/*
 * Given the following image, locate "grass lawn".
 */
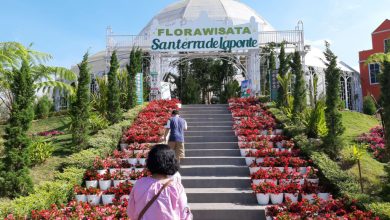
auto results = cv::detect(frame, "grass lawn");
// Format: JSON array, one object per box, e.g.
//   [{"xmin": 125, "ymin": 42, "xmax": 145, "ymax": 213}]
[{"xmin": 340, "ymin": 111, "xmax": 386, "ymax": 195}]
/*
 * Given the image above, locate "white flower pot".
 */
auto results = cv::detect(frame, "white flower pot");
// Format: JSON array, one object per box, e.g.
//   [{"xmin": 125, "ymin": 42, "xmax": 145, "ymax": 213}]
[
  {"xmin": 270, "ymin": 193, "xmax": 284, "ymax": 204},
  {"xmin": 307, "ymin": 178, "xmax": 320, "ymax": 184},
  {"xmin": 261, "ymin": 130, "xmax": 268, "ymax": 135},
  {"xmin": 121, "ymin": 168, "xmax": 132, "ymax": 174},
  {"xmin": 298, "ymin": 167, "xmax": 307, "ymax": 174},
  {"xmin": 284, "ymin": 193, "xmax": 299, "ymax": 203},
  {"xmin": 256, "ymin": 157, "xmax": 264, "ymax": 163},
  {"xmin": 134, "ymin": 150, "xmax": 143, "ymax": 155},
  {"xmin": 275, "ymin": 129, "xmax": 283, "ymax": 135},
  {"xmin": 87, "ymin": 194, "xmax": 101, "ymax": 205},
  {"xmin": 102, "ymin": 194, "xmax": 116, "ymax": 205},
  {"xmin": 86, "ymin": 180, "xmax": 98, "ymax": 188},
  {"xmin": 252, "ymin": 179, "xmax": 265, "ymax": 185},
  {"xmin": 302, "ymin": 194, "xmax": 316, "ymax": 204},
  {"xmin": 294, "ymin": 179, "xmax": 305, "ymax": 185},
  {"xmin": 114, "ymin": 179, "xmax": 126, "ymax": 187},
  {"xmin": 99, "ymin": 180, "xmax": 112, "ymax": 191},
  {"xmin": 120, "ymin": 143, "xmax": 128, "ymax": 151},
  {"xmin": 318, "ymin": 193, "xmax": 330, "ymax": 201},
  {"xmin": 135, "ymin": 168, "xmax": 144, "ymax": 173},
  {"xmin": 138, "ymin": 158, "xmax": 147, "ymax": 166},
  {"xmin": 128, "ymin": 158, "xmax": 138, "ymax": 165},
  {"xmin": 285, "ymin": 167, "xmax": 294, "ymax": 173},
  {"xmin": 109, "ymin": 168, "xmax": 119, "ymax": 174},
  {"xmin": 260, "ymin": 167, "xmax": 271, "ymax": 171},
  {"xmin": 276, "ymin": 142, "xmax": 283, "ymax": 148},
  {"xmin": 129, "ymin": 180, "xmax": 137, "ymax": 185},
  {"xmin": 256, "ymin": 193, "xmax": 270, "ymax": 205},
  {"xmin": 249, "ymin": 167, "xmax": 260, "ymax": 175},
  {"xmin": 120, "ymin": 195, "xmax": 130, "ymax": 202},
  {"xmin": 240, "ymin": 149, "xmax": 250, "ymax": 157},
  {"xmin": 75, "ymin": 194, "xmax": 87, "ymax": 203},
  {"xmin": 245, "ymin": 157, "xmax": 256, "ymax": 166},
  {"xmin": 266, "ymin": 216, "xmax": 273, "ymax": 220},
  {"xmin": 97, "ymin": 169, "xmax": 107, "ymax": 175}
]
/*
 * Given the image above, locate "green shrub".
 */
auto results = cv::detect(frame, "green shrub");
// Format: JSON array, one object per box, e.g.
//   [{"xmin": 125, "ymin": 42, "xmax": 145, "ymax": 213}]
[
  {"xmin": 368, "ymin": 202, "xmax": 390, "ymax": 220},
  {"xmin": 28, "ymin": 138, "xmax": 54, "ymax": 166},
  {"xmin": 363, "ymin": 96, "xmax": 377, "ymax": 115},
  {"xmin": 89, "ymin": 112, "xmax": 109, "ymax": 133},
  {"xmin": 35, "ymin": 96, "xmax": 52, "ymax": 119},
  {"xmin": 0, "ymin": 104, "xmax": 147, "ymax": 218}
]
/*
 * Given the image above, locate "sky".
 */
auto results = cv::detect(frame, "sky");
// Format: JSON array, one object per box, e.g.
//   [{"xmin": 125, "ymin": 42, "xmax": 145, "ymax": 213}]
[{"xmin": 1, "ymin": 0, "xmax": 389, "ymax": 70}]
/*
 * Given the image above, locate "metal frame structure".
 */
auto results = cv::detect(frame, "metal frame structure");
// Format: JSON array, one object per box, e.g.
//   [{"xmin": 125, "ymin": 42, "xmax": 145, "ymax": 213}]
[{"xmin": 105, "ymin": 22, "xmax": 305, "ymax": 99}]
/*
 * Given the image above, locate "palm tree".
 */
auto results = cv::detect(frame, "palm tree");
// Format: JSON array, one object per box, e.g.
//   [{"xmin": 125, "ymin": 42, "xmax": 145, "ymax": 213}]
[{"xmin": 0, "ymin": 42, "xmax": 76, "ymax": 113}]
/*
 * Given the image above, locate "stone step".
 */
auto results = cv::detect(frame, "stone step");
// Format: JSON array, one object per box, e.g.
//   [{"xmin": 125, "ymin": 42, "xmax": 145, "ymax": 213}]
[
  {"xmin": 187, "ymin": 121, "xmax": 233, "ymax": 127},
  {"xmin": 186, "ymin": 136, "xmax": 237, "ymax": 143},
  {"xmin": 185, "ymin": 130, "xmax": 235, "ymax": 137},
  {"xmin": 181, "ymin": 110, "xmax": 230, "ymax": 114},
  {"xmin": 185, "ymin": 149, "xmax": 240, "ymax": 157},
  {"xmin": 180, "ymin": 165, "xmax": 249, "ymax": 176},
  {"xmin": 187, "ymin": 126, "xmax": 232, "ymax": 132},
  {"xmin": 182, "ymin": 104, "xmax": 228, "ymax": 108},
  {"xmin": 189, "ymin": 203, "xmax": 266, "ymax": 220},
  {"xmin": 182, "ymin": 176, "xmax": 252, "ymax": 188},
  {"xmin": 186, "ymin": 188, "xmax": 257, "ymax": 204},
  {"xmin": 181, "ymin": 157, "xmax": 245, "ymax": 166},
  {"xmin": 186, "ymin": 118, "xmax": 232, "ymax": 123},
  {"xmin": 185, "ymin": 142, "xmax": 238, "ymax": 150}
]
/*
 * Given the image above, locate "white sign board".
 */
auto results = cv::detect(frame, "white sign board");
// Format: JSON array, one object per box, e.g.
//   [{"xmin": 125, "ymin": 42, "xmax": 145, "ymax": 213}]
[
  {"xmin": 151, "ymin": 12, "xmax": 259, "ymax": 52},
  {"xmin": 160, "ymin": 82, "xmax": 171, "ymax": 100}
]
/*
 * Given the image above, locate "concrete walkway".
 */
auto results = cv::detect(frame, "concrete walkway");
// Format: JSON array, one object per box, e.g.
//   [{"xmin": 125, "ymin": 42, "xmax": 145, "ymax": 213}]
[{"xmin": 180, "ymin": 104, "xmax": 266, "ymax": 220}]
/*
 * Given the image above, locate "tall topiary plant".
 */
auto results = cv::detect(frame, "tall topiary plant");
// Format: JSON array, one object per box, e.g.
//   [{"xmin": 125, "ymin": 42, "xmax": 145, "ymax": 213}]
[
  {"xmin": 0, "ymin": 58, "xmax": 34, "ymax": 198},
  {"xmin": 70, "ymin": 53, "xmax": 91, "ymax": 151},
  {"xmin": 381, "ymin": 60, "xmax": 390, "ymax": 157},
  {"xmin": 107, "ymin": 51, "xmax": 122, "ymax": 124},
  {"xmin": 323, "ymin": 42, "xmax": 345, "ymax": 157},
  {"xmin": 277, "ymin": 43, "xmax": 290, "ymax": 107},
  {"xmin": 291, "ymin": 51, "xmax": 307, "ymax": 122},
  {"xmin": 126, "ymin": 48, "xmax": 142, "ymax": 109}
]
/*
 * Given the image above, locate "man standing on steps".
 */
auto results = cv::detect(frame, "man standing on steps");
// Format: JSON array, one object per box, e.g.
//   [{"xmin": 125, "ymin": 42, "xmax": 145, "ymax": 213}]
[{"xmin": 165, "ymin": 110, "xmax": 187, "ymax": 161}]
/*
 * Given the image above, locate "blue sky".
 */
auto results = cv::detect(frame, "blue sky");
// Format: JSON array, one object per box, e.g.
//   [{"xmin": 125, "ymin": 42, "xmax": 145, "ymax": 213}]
[{"xmin": 1, "ymin": 0, "xmax": 389, "ymax": 70}]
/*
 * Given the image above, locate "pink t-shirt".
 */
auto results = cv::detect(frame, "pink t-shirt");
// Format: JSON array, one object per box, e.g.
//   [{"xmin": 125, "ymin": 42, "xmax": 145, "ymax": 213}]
[{"xmin": 127, "ymin": 176, "xmax": 189, "ymax": 220}]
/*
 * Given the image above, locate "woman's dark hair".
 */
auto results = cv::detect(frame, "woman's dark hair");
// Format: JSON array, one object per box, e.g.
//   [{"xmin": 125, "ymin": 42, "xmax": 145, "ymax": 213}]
[{"xmin": 147, "ymin": 144, "xmax": 179, "ymax": 175}]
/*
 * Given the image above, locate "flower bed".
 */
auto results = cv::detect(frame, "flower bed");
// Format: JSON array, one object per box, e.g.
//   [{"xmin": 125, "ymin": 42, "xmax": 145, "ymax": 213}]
[
  {"xmin": 14, "ymin": 100, "xmax": 181, "ymax": 218},
  {"xmin": 357, "ymin": 126, "xmax": 386, "ymax": 161},
  {"xmin": 229, "ymin": 97, "xmax": 377, "ymax": 219}
]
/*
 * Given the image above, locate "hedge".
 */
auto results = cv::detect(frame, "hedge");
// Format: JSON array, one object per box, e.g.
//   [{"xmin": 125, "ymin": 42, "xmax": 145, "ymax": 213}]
[
  {"xmin": 267, "ymin": 105, "xmax": 390, "ymax": 219},
  {"xmin": 0, "ymin": 104, "xmax": 146, "ymax": 218}
]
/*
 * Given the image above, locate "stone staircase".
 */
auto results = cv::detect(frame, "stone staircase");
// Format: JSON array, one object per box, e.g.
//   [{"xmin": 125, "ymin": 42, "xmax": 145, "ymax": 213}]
[{"xmin": 180, "ymin": 104, "xmax": 266, "ymax": 220}]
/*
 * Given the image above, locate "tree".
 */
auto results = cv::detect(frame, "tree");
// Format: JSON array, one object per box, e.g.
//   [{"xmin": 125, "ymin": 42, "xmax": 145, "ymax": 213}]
[
  {"xmin": 0, "ymin": 42, "xmax": 77, "ymax": 115},
  {"xmin": 291, "ymin": 51, "xmax": 307, "ymax": 122},
  {"xmin": 126, "ymin": 48, "xmax": 142, "ymax": 109},
  {"xmin": 277, "ymin": 43, "xmax": 290, "ymax": 107},
  {"xmin": 366, "ymin": 52, "xmax": 390, "ymax": 158},
  {"xmin": 107, "ymin": 51, "xmax": 122, "ymax": 124},
  {"xmin": 70, "ymin": 53, "xmax": 91, "ymax": 151},
  {"xmin": 362, "ymin": 96, "xmax": 377, "ymax": 115},
  {"xmin": 0, "ymin": 58, "xmax": 34, "ymax": 197},
  {"xmin": 323, "ymin": 42, "xmax": 345, "ymax": 157}
]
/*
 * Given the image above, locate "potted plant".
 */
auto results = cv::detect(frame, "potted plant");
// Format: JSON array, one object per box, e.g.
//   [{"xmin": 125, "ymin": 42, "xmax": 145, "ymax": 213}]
[
  {"xmin": 93, "ymin": 157, "xmax": 108, "ymax": 175},
  {"xmin": 270, "ymin": 184, "xmax": 284, "ymax": 205},
  {"xmin": 318, "ymin": 186, "xmax": 330, "ymax": 201},
  {"xmin": 252, "ymin": 182, "xmax": 275, "ymax": 205},
  {"xmin": 245, "ymin": 156, "xmax": 256, "ymax": 166},
  {"xmin": 116, "ymin": 181, "xmax": 133, "ymax": 201},
  {"xmin": 84, "ymin": 169, "xmax": 99, "ymax": 188},
  {"xmin": 305, "ymin": 167, "xmax": 319, "ymax": 184},
  {"xmin": 74, "ymin": 185, "xmax": 87, "ymax": 203},
  {"xmin": 137, "ymin": 152, "xmax": 147, "ymax": 166},
  {"xmin": 302, "ymin": 182, "xmax": 318, "ymax": 203},
  {"xmin": 86, "ymin": 187, "xmax": 101, "ymax": 206},
  {"xmin": 119, "ymin": 160, "xmax": 133, "ymax": 173},
  {"xmin": 127, "ymin": 152, "xmax": 138, "ymax": 165},
  {"xmin": 134, "ymin": 163, "xmax": 145, "ymax": 173},
  {"xmin": 102, "ymin": 187, "xmax": 116, "ymax": 205},
  {"xmin": 283, "ymin": 182, "xmax": 301, "ymax": 203},
  {"xmin": 108, "ymin": 158, "xmax": 120, "ymax": 174},
  {"xmin": 98, "ymin": 172, "xmax": 112, "ymax": 191},
  {"xmin": 113, "ymin": 170, "xmax": 127, "ymax": 187}
]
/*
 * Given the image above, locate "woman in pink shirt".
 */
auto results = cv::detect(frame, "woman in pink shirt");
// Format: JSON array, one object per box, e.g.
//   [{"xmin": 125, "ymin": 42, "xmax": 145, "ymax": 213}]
[{"xmin": 127, "ymin": 144, "xmax": 192, "ymax": 220}]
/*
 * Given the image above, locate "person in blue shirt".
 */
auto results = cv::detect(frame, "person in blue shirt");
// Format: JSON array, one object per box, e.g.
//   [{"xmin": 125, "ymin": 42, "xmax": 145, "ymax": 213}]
[{"xmin": 164, "ymin": 110, "xmax": 188, "ymax": 161}]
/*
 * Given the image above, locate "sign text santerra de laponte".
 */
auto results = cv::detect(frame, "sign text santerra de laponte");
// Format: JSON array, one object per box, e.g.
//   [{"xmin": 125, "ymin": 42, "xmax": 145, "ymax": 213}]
[{"xmin": 150, "ymin": 15, "xmax": 259, "ymax": 52}]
